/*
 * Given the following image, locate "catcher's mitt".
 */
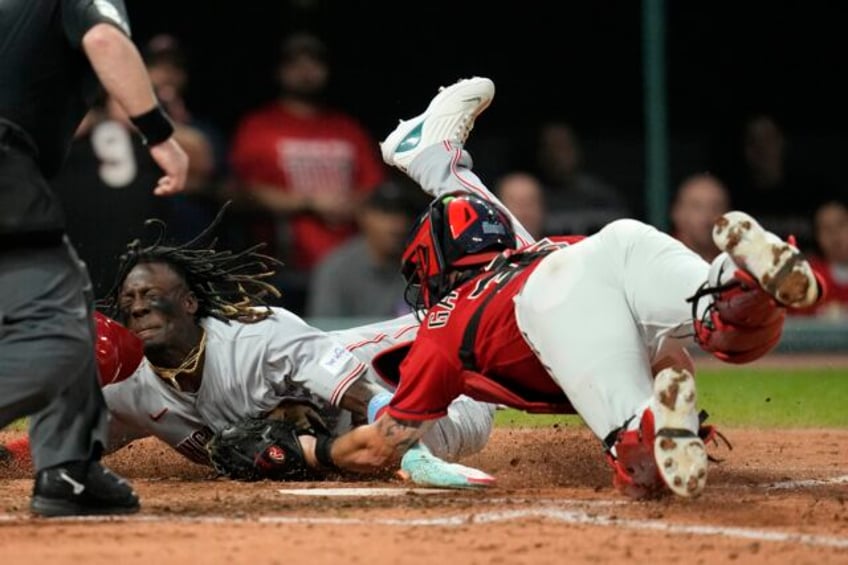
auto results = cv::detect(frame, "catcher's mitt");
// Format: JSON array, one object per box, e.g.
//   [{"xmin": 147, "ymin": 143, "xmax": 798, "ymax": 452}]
[{"xmin": 207, "ymin": 398, "xmax": 332, "ymax": 482}]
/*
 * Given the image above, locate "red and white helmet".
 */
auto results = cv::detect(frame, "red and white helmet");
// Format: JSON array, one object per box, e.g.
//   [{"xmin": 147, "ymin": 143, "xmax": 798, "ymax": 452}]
[{"xmin": 401, "ymin": 192, "xmax": 516, "ymax": 310}]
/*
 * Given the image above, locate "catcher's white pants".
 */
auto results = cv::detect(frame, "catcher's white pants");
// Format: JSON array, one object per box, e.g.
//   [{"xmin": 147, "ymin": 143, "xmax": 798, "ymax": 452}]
[{"xmin": 513, "ymin": 219, "xmax": 710, "ymax": 439}]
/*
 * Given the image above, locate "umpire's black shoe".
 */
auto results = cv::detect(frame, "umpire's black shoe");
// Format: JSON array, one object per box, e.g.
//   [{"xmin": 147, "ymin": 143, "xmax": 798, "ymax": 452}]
[{"xmin": 30, "ymin": 461, "xmax": 140, "ymax": 517}]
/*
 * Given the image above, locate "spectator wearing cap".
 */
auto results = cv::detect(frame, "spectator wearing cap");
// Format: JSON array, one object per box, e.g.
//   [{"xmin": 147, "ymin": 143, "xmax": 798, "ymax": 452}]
[
  {"xmin": 230, "ymin": 31, "xmax": 386, "ymax": 279},
  {"xmin": 306, "ymin": 181, "xmax": 422, "ymax": 319}
]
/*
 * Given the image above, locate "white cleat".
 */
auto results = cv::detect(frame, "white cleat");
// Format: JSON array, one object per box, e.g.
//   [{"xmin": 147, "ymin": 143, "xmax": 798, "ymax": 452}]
[
  {"xmin": 713, "ymin": 211, "xmax": 819, "ymax": 308},
  {"xmin": 379, "ymin": 76, "xmax": 495, "ymax": 172},
  {"xmin": 652, "ymin": 367, "xmax": 708, "ymax": 498}
]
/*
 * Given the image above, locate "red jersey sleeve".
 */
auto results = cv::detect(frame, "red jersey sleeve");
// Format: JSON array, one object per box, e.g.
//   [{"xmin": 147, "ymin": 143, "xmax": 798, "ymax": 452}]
[{"xmin": 387, "ymin": 335, "xmax": 465, "ymax": 421}]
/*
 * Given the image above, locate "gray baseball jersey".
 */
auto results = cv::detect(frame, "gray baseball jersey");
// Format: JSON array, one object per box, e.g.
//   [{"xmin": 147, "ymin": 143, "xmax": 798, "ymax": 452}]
[{"xmin": 103, "ymin": 308, "xmax": 493, "ymax": 465}]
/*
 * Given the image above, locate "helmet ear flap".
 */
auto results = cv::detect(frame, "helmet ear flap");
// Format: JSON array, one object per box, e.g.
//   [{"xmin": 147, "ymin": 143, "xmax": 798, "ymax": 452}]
[
  {"xmin": 400, "ymin": 212, "xmax": 440, "ymax": 312},
  {"xmin": 411, "ymin": 244, "xmax": 432, "ymax": 310},
  {"xmin": 429, "ymin": 198, "xmax": 449, "ymax": 273},
  {"xmin": 401, "ymin": 199, "xmax": 449, "ymax": 279}
]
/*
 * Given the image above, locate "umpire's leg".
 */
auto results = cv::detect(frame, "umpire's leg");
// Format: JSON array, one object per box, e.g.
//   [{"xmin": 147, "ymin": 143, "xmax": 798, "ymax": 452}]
[{"xmin": 0, "ymin": 238, "xmax": 108, "ymax": 471}]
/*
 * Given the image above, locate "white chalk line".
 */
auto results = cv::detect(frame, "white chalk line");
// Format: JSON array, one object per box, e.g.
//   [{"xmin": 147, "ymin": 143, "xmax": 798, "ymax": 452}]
[
  {"xmin": 288, "ymin": 475, "xmax": 848, "ymax": 497},
  {"xmin": 1, "ymin": 501, "xmax": 846, "ymax": 550},
  {"xmin": 278, "ymin": 487, "xmax": 454, "ymax": 497},
  {"xmin": 708, "ymin": 474, "xmax": 848, "ymax": 491},
  {"xmin": 764, "ymin": 474, "xmax": 848, "ymax": 490}
]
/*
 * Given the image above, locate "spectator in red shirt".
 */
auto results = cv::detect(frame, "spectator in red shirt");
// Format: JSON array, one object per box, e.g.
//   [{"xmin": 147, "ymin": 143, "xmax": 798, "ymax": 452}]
[
  {"xmin": 229, "ymin": 31, "xmax": 386, "ymax": 276},
  {"xmin": 793, "ymin": 199, "xmax": 848, "ymax": 319}
]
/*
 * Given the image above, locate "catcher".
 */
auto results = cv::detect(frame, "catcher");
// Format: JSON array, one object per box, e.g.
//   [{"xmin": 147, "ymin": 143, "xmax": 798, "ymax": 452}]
[{"xmin": 280, "ymin": 76, "xmax": 825, "ymax": 498}]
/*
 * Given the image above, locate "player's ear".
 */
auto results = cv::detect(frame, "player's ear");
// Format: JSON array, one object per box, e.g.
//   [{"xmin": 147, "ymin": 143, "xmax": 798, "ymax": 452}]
[{"xmin": 184, "ymin": 290, "xmax": 198, "ymax": 315}]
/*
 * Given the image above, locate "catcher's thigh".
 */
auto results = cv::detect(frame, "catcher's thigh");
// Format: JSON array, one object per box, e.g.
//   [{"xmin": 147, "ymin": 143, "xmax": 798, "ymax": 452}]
[{"xmin": 514, "ymin": 219, "xmax": 709, "ymax": 440}]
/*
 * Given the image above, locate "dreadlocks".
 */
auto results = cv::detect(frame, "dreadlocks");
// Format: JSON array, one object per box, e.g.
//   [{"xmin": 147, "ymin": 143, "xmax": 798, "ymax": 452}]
[{"xmin": 101, "ymin": 201, "xmax": 283, "ymax": 323}]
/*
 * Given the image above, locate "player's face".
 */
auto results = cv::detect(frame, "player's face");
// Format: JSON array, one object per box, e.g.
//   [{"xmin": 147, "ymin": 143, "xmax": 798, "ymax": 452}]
[{"xmin": 118, "ymin": 262, "xmax": 198, "ymax": 356}]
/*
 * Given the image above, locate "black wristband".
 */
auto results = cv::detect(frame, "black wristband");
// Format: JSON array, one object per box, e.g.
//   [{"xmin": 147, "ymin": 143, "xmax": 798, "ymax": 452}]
[
  {"xmin": 130, "ymin": 104, "xmax": 175, "ymax": 146},
  {"xmin": 315, "ymin": 434, "xmax": 338, "ymax": 470}
]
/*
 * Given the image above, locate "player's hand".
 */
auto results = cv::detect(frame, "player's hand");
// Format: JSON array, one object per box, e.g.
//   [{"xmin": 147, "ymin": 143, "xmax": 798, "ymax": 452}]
[{"xmin": 149, "ymin": 138, "xmax": 189, "ymax": 196}]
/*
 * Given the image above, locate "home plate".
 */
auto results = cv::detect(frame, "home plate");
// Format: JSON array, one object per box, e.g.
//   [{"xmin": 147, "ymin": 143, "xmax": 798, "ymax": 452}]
[{"xmin": 278, "ymin": 487, "xmax": 453, "ymax": 497}]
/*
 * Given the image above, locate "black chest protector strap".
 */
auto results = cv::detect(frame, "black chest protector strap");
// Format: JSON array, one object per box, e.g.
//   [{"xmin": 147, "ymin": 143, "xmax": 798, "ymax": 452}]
[{"xmin": 458, "ymin": 245, "xmax": 563, "ymax": 372}]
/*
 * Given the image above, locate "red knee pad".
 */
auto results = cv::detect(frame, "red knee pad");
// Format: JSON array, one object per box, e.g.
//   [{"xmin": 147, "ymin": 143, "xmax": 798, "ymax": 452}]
[
  {"xmin": 694, "ymin": 271, "xmax": 785, "ymax": 364},
  {"xmin": 94, "ymin": 312, "xmax": 144, "ymax": 386}
]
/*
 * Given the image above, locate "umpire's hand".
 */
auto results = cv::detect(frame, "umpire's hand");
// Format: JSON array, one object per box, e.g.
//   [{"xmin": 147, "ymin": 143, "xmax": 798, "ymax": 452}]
[{"xmin": 149, "ymin": 137, "xmax": 189, "ymax": 195}]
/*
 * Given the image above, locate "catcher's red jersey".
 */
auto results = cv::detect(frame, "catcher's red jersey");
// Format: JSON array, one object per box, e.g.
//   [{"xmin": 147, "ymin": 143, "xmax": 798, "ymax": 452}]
[{"xmin": 387, "ymin": 237, "xmax": 585, "ymax": 421}]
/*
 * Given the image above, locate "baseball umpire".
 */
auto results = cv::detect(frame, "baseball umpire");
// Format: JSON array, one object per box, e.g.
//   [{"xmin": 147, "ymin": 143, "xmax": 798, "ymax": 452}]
[{"xmin": 0, "ymin": 0, "xmax": 188, "ymax": 516}]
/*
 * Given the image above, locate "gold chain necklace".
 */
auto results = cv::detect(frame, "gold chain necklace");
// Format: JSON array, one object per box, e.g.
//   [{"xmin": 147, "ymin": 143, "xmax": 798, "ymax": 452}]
[{"xmin": 150, "ymin": 329, "xmax": 207, "ymax": 392}]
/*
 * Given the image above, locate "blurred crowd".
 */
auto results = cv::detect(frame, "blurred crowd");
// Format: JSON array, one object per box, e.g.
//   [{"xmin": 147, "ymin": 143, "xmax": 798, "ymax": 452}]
[{"xmin": 53, "ymin": 32, "xmax": 848, "ymax": 321}]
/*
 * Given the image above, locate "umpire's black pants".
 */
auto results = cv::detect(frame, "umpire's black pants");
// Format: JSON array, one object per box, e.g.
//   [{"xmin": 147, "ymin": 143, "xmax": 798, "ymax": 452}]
[{"xmin": 0, "ymin": 138, "xmax": 108, "ymax": 472}]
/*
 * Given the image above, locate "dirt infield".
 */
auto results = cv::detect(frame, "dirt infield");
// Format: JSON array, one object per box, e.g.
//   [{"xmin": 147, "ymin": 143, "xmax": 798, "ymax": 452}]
[{"xmin": 1, "ymin": 425, "xmax": 846, "ymax": 565}]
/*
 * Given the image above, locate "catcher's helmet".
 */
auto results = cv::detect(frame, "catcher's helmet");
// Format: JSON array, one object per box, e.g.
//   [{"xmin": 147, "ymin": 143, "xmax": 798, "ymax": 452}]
[{"xmin": 401, "ymin": 193, "xmax": 516, "ymax": 311}]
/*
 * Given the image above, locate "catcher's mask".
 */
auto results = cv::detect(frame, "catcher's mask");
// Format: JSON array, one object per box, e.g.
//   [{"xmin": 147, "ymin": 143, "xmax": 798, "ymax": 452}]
[{"xmin": 401, "ymin": 193, "xmax": 516, "ymax": 312}]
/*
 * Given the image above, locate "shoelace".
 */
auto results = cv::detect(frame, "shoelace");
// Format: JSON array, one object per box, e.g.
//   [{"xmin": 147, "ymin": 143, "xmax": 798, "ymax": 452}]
[{"xmin": 697, "ymin": 410, "xmax": 733, "ymax": 463}]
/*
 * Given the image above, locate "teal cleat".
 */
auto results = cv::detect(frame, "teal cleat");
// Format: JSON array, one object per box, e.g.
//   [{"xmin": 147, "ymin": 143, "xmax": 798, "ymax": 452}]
[{"xmin": 399, "ymin": 443, "xmax": 495, "ymax": 489}]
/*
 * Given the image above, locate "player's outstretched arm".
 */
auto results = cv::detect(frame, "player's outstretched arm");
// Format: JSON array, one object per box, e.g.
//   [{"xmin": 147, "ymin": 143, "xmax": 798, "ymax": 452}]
[
  {"xmin": 303, "ymin": 414, "xmax": 495, "ymax": 488},
  {"xmin": 317, "ymin": 414, "xmax": 429, "ymax": 474}
]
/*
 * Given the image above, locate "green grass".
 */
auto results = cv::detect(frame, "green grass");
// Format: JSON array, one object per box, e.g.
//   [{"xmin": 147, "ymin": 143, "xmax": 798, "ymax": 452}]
[
  {"xmin": 696, "ymin": 367, "xmax": 847, "ymax": 427},
  {"xmin": 495, "ymin": 367, "xmax": 848, "ymax": 429},
  {"xmin": 7, "ymin": 419, "xmax": 27, "ymax": 431}
]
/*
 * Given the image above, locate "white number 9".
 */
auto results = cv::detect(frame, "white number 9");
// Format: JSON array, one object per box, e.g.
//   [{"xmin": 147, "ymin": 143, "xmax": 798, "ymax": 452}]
[{"xmin": 90, "ymin": 120, "xmax": 137, "ymax": 188}]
